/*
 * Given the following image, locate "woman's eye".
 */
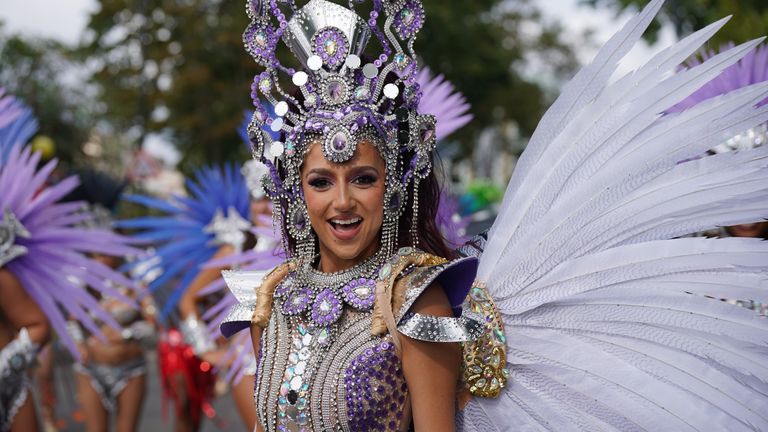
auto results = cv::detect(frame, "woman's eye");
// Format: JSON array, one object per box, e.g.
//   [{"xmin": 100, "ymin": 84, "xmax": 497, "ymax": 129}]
[
  {"xmin": 308, "ymin": 178, "xmax": 331, "ymax": 188},
  {"xmin": 353, "ymin": 175, "xmax": 377, "ymax": 185}
]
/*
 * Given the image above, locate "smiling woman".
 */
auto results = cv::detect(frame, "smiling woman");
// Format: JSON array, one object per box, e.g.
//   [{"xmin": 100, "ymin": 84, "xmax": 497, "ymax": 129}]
[
  {"xmin": 218, "ymin": 1, "xmax": 484, "ymax": 430},
  {"xmin": 221, "ymin": 0, "xmax": 768, "ymax": 431}
]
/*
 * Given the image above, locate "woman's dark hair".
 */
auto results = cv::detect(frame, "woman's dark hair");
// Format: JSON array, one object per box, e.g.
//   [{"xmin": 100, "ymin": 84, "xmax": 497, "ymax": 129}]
[{"xmin": 398, "ymin": 153, "xmax": 457, "ymax": 259}]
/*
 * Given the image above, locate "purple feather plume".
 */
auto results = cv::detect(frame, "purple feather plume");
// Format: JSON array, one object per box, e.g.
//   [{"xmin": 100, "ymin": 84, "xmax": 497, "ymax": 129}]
[
  {"xmin": 0, "ymin": 144, "xmax": 142, "ymax": 357},
  {"xmin": 669, "ymin": 43, "xmax": 768, "ymax": 113},
  {"xmin": 416, "ymin": 67, "xmax": 473, "ymax": 140}
]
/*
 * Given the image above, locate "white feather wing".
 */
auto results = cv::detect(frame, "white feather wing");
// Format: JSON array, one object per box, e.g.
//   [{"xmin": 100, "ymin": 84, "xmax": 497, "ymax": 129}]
[{"xmin": 465, "ymin": 0, "xmax": 768, "ymax": 429}]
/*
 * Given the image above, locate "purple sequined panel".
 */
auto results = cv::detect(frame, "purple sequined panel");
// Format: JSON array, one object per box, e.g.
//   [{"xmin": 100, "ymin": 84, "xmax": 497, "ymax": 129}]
[{"xmin": 344, "ymin": 341, "xmax": 407, "ymax": 431}]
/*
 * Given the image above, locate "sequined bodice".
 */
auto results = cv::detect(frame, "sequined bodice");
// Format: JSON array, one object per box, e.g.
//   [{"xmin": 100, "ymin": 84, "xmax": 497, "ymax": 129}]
[
  {"xmin": 220, "ymin": 252, "xmax": 482, "ymax": 432},
  {"xmin": 255, "ymin": 276, "xmax": 409, "ymax": 432}
]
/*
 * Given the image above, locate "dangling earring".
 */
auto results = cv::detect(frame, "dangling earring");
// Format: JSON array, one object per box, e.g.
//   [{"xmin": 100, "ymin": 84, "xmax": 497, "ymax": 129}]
[
  {"xmin": 410, "ymin": 179, "xmax": 420, "ymax": 248},
  {"xmin": 382, "ymin": 182, "xmax": 405, "ymax": 257},
  {"xmin": 286, "ymin": 201, "xmax": 315, "ymax": 262}
]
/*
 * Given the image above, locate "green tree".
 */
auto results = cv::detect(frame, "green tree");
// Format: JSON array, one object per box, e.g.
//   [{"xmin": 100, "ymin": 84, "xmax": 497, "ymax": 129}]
[
  {"xmin": 584, "ymin": 0, "xmax": 768, "ymax": 45},
  {"xmin": 0, "ymin": 24, "xmax": 94, "ymax": 163},
  {"xmin": 79, "ymin": 0, "xmax": 259, "ymax": 167},
  {"xmin": 421, "ymin": 0, "xmax": 580, "ymax": 152},
  {"xmin": 81, "ymin": 1, "xmax": 580, "ymax": 166}
]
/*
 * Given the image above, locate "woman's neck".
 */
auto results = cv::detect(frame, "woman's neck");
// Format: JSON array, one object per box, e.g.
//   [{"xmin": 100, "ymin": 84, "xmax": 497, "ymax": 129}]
[{"xmin": 316, "ymin": 241, "xmax": 382, "ymax": 273}]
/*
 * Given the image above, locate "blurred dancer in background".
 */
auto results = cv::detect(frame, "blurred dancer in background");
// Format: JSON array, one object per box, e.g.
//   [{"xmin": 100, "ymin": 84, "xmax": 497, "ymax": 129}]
[
  {"xmin": 62, "ymin": 169, "xmax": 157, "ymax": 432},
  {"xmin": 0, "ymin": 90, "xmax": 140, "ymax": 431}
]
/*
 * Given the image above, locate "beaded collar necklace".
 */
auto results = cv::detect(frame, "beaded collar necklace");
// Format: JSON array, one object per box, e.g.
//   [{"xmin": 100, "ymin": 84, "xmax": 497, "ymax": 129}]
[{"xmin": 276, "ymin": 249, "xmax": 387, "ymax": 327}]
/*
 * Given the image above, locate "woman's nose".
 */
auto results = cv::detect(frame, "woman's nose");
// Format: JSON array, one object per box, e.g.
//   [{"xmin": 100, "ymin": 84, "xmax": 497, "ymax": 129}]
[{"xmin": 333, "ymin": 183, "xmax": 354, "ymax": 211}]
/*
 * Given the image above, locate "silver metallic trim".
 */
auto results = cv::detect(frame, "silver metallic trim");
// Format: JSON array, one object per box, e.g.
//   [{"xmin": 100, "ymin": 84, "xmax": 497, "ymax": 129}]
[{"xmin": 397, "ymin": 313, "xmax": 485, "ymax": 343}]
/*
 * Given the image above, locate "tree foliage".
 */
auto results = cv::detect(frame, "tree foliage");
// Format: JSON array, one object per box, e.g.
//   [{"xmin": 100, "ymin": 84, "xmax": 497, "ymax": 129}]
[
  {"xmin": 81, "ymin": 1, "xmax": 580, "ymax": 166},
  {"xmin": 0, "ymin": 24, "xmax": 93, "ymax": 163},
  {"xmin": 584, "ymin": 0, "xmax": 768, "ymax": 45}
]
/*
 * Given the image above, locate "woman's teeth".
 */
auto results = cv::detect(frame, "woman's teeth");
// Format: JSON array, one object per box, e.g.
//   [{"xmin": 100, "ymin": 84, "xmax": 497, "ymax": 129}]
[{"xmin": 331, "ymin": 217, "xmax": 361, "ymax": 225}]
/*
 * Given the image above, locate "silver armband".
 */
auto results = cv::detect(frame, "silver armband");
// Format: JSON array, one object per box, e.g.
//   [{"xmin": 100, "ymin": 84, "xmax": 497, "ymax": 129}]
[
  {"xmin": 0, "ymin": 328, "xmax": 40, "ymax": 378},
  {"xmin": 180, "ymin": 316, "xmax": 216, "ymax": 356},
  {"xmin": 397, "ymin": 313, "xmax": 485, "ymax": 343}
]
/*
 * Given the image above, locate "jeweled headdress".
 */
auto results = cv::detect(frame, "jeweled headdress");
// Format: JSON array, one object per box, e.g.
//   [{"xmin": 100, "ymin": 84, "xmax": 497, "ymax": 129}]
[{"xmin": 243, "ymin": 0, "xmax": 438, "ymax": 258}]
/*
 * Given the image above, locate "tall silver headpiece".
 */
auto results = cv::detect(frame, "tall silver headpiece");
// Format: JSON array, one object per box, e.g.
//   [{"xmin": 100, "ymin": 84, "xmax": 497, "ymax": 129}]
[{"xmin": 244, "ymin": 0, "xmax": 437, "ymax": 259}]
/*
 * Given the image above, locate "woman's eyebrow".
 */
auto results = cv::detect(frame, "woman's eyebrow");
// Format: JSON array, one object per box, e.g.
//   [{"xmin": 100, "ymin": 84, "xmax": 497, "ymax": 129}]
[
  {"xmin": 305, "ymin": 165, "xmax": 381, "ymax": 177},
  {"xmin": 305, "ymin": 168, "xmax": 334, "ymax": 177},
  {"xmin": 348, "ymin": 165, "xmax": 380, "ymax": 175}
]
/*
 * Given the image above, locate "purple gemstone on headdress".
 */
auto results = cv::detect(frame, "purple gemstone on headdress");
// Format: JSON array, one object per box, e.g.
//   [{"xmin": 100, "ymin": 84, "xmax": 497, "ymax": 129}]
[
  {"xmin": 387, "ymin": 189, "xmax": 402, "ymax": 212},
  {"xmin": 282, "ymin": 287, "xmax": 313, "ymax": 315},
  {"xmin": 327, "ymin": 81, "xmax": 345, "ymax": 103},
  {"xmin": 245, "ymin": 21, "xmax": 275, "ymax": 59},
  {"xmin": 331, "ymin": 131, "xmax": 349, "ymax": 152},
  {"xmin": 292, "ymin": 207, "xmax": 306, "ymax": 231},
  {"xmin": 311, "ymin": 288, "xmax": 343, "ymax": 326},
  {"xmin": 401, "ymin": 8, "xmax": 414, "ymax": 25},
  {"xmin": 393, "ymin": 1, "xmax": 425, "ymax": 39},
  {"xmin": 342, "ymin": 277, "xmax": 376, "ymax": 310},
  {"xmin": 312, "ymin": 27, "xmax": 349, "ymax": 68}
]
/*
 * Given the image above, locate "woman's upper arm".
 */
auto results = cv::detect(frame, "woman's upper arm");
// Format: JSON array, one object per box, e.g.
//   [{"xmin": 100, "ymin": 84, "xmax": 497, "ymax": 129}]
[
  {"xmin": 0, "ymin": 269, "xmax": 50, "ymax": 345},
  {"xmin": 400, "ymin": 282, "xmax": 460, "ymax": 432},
  {"xmin": 179, "ymin": 244, "xmax": 234, "ymax": 318}
]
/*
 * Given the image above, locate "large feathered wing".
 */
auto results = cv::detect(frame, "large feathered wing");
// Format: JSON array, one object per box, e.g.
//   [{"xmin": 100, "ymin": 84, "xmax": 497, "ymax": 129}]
[{"xmin": 463, "ymin": 0, "xmax": 768, "ymax": 430}]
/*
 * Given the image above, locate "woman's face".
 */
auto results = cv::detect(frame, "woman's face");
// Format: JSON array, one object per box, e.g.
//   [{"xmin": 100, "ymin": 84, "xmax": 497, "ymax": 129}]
[{"xmin": 301, "ymin": 141, "xmax": 386, "ymax": 271}]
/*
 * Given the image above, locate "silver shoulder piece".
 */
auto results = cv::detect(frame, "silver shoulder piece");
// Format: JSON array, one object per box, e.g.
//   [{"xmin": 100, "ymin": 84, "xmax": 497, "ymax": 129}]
[
  {"xmin": 220, "ymin": 269, "xmax": 272, "ymax": 338},
  {"xmin": 397, "ymin": 313, "xmax": 484, "ymax": 343},
  {"xmin": 394, "ymin": 256, "xmax": 478, "ymax": 323}
]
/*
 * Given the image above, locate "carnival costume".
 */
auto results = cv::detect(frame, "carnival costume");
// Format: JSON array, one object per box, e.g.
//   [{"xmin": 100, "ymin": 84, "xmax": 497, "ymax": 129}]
[
  {"xmin": 0, "ymin": 90, "xmax": 140, "ymax": 430},
  {"xmin": 211, "ymin": 77, "xmax": 469, "ymax": 384},
  {"xmin": 218, "ymin": 0, "xmax": 768, "ymax": 430}
]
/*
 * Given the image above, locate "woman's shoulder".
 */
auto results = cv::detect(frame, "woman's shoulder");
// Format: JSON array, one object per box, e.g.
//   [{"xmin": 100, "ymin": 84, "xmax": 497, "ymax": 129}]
[
  {"xmin": 383, "ymin": 248, "xmax": 478, "ymax": 322},
  {"xmin": 371, "ymin": 247, "xmax": 484, "ymax": 345}
]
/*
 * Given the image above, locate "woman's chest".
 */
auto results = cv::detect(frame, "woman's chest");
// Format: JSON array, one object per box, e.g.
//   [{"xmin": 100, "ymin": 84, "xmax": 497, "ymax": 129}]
[{"xmin": 255, "ymin": 309, "xmax": 409, "ymax": 432}]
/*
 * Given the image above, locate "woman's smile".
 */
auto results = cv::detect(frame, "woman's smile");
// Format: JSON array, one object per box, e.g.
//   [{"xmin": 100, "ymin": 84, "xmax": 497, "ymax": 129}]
[{"xmin": 328, "ymin": 214, "xmax": 364, "ymax": 241}]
